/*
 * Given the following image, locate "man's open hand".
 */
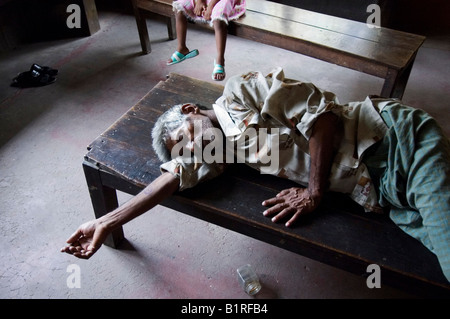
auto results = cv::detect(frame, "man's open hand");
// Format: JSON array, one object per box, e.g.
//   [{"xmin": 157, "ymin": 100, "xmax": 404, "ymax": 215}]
[
  {"xmin": 60, "ymin": 220, "xmax": 109, "ymax": 259},
  {"xmin": 262, "ymin": 187, "xmax": 320, "ymax": 227}
]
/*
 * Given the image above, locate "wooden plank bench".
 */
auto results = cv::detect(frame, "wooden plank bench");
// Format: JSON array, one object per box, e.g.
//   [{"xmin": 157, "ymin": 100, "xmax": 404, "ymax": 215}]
[
  {"xmin": 130, "ymin": 0, "xmax": 425, "ymax": 99},
  {"xmin": 83, "ymin": 73, "xmax": 450, "ymax": 298}
]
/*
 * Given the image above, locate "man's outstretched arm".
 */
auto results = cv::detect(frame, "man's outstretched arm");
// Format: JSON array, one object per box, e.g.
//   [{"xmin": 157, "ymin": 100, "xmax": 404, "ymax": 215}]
[
  {"xmin": 262, "ymin": 112, "xmax": 341, "ymax": 226},
  {"xmin": 61, "ymin": 172, "xmax": 180, "ymax": 259}
]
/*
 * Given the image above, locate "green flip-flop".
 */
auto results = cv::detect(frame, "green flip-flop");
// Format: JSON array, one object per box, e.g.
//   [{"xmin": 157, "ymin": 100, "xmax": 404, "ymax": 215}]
[{"xmin": 167, "ymin": 49, "xmax": 199, "ymax": 65}]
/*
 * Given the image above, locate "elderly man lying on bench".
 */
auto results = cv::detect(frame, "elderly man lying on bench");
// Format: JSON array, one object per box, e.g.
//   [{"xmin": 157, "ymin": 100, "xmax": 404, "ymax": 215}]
[{"xmin": 61, "ymin": 68, "xmax": 450, "ymax": 283}]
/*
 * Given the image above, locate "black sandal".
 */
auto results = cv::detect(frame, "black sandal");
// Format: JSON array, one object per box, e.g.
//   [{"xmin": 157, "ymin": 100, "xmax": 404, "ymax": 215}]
[
  {"xmin": 30, "ymin": 63, "xmax": 58, "ymax": 76},
  {"xmin": 11, "ymin": 69, "xmax": 56, "ymax": 88}
]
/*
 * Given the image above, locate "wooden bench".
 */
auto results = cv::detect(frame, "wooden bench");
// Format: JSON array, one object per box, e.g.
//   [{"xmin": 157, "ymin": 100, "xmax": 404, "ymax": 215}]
[
  {"xmin": 130, "ymin": 0, "xmax": 425, "ymax": 99},
  {"xmin": 83, "ymin": 73, "xmax": 450, "ymax": 298}
]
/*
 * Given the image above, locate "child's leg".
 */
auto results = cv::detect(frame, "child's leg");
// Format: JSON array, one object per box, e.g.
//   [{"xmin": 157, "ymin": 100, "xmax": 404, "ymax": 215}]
[
  {"xmin": 213, "ymin": 19, "xmax": 227, "ymax": 81},
  {"xmin": 167, "ymin": 11, "xmax": 190, "ymax": 64},
  {"xmin": 175, "ymin": 11, "xmax": 189, "ymax": 53}
]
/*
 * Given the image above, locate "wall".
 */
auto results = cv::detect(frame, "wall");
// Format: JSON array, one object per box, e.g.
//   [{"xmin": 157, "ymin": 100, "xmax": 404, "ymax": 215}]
[
  {"xmin": 0, "ymin": 0, "xmax": 99, "ymax": 51},
  {"xmin": 389, "ymin": 0, "xmax": 450, "ymax": 34}
]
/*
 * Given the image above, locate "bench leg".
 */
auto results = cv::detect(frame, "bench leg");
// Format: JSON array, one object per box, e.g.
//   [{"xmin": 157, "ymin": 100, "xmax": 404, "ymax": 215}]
[
  {"xmin": 381, "ymin": 53, "xmax": 417, "ymax": 99},
  {"xmin": 167, "ymin": 16, "xmax": 177, "ymax": 40},
  {"xmin": 131, "ymin": 0, "xmax": 152, "ymax": 54},
  {"xmin": 82, "ymin": 160, "xmax": 125, "ymax": 248}
]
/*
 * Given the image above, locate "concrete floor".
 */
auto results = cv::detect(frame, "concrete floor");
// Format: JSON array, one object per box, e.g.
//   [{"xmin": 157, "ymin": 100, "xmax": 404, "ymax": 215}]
[{"xmin": 1, "ymin": 8, "xmax": 449, "ymax": 300}]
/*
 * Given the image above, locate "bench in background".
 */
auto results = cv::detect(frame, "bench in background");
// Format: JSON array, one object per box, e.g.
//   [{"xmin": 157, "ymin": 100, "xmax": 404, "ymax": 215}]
[
  {"xmin": 130, "ymin": 0, "xmax": 425, "ymax": 99},
  {"xmin": 83, "ymin": 73, "xmax": 450, "ymax": 298}
]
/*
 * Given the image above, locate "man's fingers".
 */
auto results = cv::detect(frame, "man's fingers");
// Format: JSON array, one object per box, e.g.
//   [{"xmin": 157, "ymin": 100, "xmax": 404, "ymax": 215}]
[
  {"xmin": 72, "ymin": 252, "xmax": 89, "ymax": 260},
  {"xmin": 73, "ymin": 250, "xmax": 94, "ymax": 260},
  {"xmin": 61, "ymin": 246, "xmax": 95, "ymax": 259},
  {"xmin": 285, "ymin": 212, "xmax": 301, "ymax": 228},
  {"xmin": 60, "ymin": 246, "xmax": 71, "ymax": 254},
  {"xmin": 262, "ymin": 187, "xmax": 317, "ymax": 227},
  {"xmin": 61, "ymin": 244, "xmax": 80, "ymax": 254},
  {"xmin": 262, "ymin": 201, "xmax": 306, "ymax": 225},
  {"xmin": 262, "ymin": 196, "xmax": 282, "ymax": 207},
  {"xmin": 262, "ymin": 188, "xmax": 299, "ymax": 206},
  {"xmin": 262, "ymin": 201, "xmax": 292, "ymax": 220},
  {"xmin": 270, "ymin": 207, "xmax": 294, "ymax": 223},
  {"xmin": 262, "ymin": 202, "xmax": 287, "ymax": 216},
  {"xmin": 276, "ymin": 189, "xmax": 291, "ymax": 197}
]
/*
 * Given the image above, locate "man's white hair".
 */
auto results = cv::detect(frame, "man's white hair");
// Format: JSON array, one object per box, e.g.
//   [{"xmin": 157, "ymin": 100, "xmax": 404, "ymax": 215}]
[
  {"xmin": 151, "ymin": 104, "xmax": 187, "ymax": 163},
  {"xmin": 152, "ymin": 103, "xmax": 210, "ymax": 162}
]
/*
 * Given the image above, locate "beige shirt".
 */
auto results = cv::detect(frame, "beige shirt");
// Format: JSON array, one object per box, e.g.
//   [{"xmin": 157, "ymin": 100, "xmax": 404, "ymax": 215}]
[{"xmin": 161, "ymin": 68, "xmax": 388, "ymax": 213}]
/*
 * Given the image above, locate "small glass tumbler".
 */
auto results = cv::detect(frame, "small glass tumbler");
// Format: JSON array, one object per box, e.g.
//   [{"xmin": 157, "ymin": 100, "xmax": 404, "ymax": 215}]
[{"xmin": 236, "ymin": 264, "xmax": 262, "ymax": 295}]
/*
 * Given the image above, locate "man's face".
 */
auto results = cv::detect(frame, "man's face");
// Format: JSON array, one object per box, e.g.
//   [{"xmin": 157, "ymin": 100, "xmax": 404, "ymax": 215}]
[{"xmin": 166, "ymin": 104, "xmax": 216, "ymax": 158}]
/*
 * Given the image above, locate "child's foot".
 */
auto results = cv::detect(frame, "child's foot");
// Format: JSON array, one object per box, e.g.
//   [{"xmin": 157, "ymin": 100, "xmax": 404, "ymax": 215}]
[{"xmin": 212, "ymin": 60, "xmax": 225, "ymax": 81}]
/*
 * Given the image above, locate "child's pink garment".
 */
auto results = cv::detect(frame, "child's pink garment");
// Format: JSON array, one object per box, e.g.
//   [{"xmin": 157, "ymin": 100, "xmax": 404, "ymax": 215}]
[{"xmin": 173, "ymin": 0, "xmax": 246, "ymax": 26}]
